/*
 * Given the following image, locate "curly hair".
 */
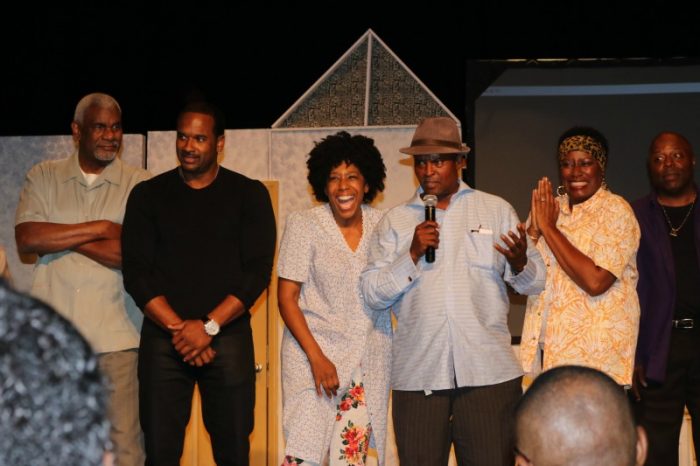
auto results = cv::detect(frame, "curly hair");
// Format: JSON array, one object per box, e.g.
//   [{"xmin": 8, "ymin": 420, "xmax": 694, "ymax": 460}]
[
  {"xmin": 0, "ymin": 281, "xmax": 109, "ymax": 465},
  {"xmin": 306, "ymin": 131, "xmax": 386, "ymax": 203}
]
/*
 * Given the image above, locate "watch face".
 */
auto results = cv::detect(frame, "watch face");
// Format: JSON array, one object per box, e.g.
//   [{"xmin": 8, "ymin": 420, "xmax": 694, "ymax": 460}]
[{"xmin": 204, "ymin": 319, "xmax": 220, "ymax": 336}]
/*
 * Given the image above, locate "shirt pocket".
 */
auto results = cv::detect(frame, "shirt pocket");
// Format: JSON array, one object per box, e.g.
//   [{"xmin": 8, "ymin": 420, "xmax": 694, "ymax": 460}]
[{"xmin": 464, "ymin": 230, "xmax": 495, "ymax": 270}]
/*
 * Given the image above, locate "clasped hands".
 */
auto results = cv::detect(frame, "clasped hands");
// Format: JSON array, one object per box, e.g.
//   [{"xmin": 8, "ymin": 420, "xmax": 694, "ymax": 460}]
[
  {"xmin": 167, "ymin": 320, "xmax": 216, "ymax": 367},
  {"xmin": 528, "ymin": 177, "xmax": 560, "ymax": 241}
]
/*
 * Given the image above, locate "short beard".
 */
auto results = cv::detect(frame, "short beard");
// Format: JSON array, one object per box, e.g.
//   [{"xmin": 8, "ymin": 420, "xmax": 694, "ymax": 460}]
[{"xmin": 94, "ymin": 150, "xmax": 118, "ymax": 164}]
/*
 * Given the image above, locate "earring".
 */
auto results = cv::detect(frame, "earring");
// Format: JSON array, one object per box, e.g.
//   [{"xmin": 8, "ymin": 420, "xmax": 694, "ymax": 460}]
[
  {"xmin": 556, "ymin": 185, "xmax": 567, "ymax": 197},
  {"xmin": 601, "ymin": 175, "xmax": 608, "ymax": 191}
]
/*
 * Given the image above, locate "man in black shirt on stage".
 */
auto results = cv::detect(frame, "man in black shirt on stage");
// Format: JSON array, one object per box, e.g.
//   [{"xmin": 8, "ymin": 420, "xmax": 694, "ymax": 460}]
[
  {"xmin": 631, "ymin": 132, "xmax": 700, "ymax": 466},
  {"xmin": 122, "ymin": 101, "xmax": 276, "ymax": 465}
]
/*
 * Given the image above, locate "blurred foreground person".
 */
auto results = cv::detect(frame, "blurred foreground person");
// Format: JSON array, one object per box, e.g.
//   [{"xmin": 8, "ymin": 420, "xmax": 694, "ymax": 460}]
[
  {"xmin": 0, "ymin": 280, "xmax": 111, "ymax": 466},
  {"xmin": 514, "ymin": 365, "xmax": 647, "ymax": 466}
]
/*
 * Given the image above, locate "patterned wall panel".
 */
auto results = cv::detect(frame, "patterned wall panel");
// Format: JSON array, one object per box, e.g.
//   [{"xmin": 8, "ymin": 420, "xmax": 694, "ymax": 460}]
[
  {"xmin": 368, "ymin": 43, "xmax": 451, "ymax": 125},
  {"xmin": 145, "ymin": 132, "xmax": 176, "ymax": 175},
  {"xmin": 1, "ymin": 135, "xmax": 145, "ymax": 291},
  {"xmin": 275, "ymin": 31, "xmax": 456, "ymax": 131},
  {"xmin": 280, "ymin": 39, "xmax": 369, "ymax": 128}
]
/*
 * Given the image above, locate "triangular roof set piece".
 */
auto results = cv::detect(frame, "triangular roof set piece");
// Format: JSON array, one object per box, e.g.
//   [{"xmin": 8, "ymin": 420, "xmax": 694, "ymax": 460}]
[{"xmin": 273, "ymin": 29, "xmax": 458, "ymax": 129}]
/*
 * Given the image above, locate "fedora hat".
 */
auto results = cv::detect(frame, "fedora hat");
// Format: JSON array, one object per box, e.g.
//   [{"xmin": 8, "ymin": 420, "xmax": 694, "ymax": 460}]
[{"xmin": 400, "ymin": 117, "xmax": 471, "ymax": 155}]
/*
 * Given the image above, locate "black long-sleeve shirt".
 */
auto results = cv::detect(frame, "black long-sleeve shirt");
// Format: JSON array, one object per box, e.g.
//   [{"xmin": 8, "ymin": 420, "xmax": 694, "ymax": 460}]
[{"xmin": 121, "ymin": 167, "xmax": 276, "ymax": 338}]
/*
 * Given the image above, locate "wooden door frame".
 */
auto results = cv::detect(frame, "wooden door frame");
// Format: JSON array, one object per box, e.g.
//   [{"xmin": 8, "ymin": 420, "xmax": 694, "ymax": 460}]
[{"xmin": 262, "ymin": 180, "xmax": 281, "ymax": 466}]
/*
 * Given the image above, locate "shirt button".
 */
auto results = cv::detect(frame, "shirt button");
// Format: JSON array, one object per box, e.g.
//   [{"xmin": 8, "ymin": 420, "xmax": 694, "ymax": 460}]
[{"xmin": 408, "ymin": 276, "xmax": 412, "ymax": 282}]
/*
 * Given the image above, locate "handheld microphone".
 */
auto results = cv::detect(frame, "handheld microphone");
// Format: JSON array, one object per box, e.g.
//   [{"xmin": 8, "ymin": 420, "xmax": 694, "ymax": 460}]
[{"xmin": 423, "ymin": 194, "xmax": 438, "ymax": 263}]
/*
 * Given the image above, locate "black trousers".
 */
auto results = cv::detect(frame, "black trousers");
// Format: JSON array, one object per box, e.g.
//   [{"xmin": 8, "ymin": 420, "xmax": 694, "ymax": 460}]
[
  {"xmin": 392, "ymin": 376, "xmax": 522, "ymax": 466},
  {"xmin": 138, "ymin": 333, "xmax": 255, "ymax": 466},
  {"xmin": 632, "ymin": 327, "xmax": 700, "ymax": 466}
]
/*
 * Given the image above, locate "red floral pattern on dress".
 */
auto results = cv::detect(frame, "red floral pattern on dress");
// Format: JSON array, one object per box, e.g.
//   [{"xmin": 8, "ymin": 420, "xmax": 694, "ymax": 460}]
[
  {"xmin": 335, "ymin": 381, "xmax": 366, "ymax": 421},
  {"xmin": 331, "ymin": 380, "xmax": 372, "ymax": 464},
  {"xmin": 338, "ymin": 420, "xmax": 371, "ymax": 465}
]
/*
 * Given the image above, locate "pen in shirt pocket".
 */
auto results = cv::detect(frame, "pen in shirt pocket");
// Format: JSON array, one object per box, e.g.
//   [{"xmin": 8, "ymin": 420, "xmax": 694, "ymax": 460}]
[{"xmin": 470, "ymin": 224, "xmax": 493, "ymax": 234}]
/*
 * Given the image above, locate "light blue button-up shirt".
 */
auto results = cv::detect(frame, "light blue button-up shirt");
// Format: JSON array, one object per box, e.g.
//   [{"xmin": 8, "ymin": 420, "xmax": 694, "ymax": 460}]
[{"xmin": 361, "ymin": 182, "xmax": 545, "ymax": 390}]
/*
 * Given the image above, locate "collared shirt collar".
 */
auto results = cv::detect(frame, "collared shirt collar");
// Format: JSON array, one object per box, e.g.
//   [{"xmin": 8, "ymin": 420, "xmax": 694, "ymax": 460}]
[
  {"xmin": 58, "ymin": 153, "xmax": 123, "ymax": 187},
  {"xmin": 408, "ymin": 180, "xmax": 473, "ymax": 208},
  {"xmin": 558, "ymin": 186, "xmax": 608, "ymax": 216}
]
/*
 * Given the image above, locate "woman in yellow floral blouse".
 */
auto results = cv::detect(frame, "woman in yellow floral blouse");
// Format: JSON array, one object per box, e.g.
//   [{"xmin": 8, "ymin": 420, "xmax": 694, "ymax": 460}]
[{"xmin": 520, "ymin": 127, "xmax": 640, "ymax": 385}]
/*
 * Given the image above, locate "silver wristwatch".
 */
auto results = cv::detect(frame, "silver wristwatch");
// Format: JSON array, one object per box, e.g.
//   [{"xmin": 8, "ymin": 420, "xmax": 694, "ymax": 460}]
[{"xmin": 200, "ymin": 316, "xmax": 220, "ymax": 336}]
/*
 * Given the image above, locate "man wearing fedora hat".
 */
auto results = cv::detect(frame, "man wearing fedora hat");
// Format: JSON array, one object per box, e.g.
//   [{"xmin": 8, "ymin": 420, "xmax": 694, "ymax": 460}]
[{"xmin": 361, "ymin": 117, "xmax": 545, "ymax": 465}]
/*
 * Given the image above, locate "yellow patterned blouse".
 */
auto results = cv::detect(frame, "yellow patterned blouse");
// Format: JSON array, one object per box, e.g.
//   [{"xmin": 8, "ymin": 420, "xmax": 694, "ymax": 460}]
[{"xmin": 520, "ymin": 188, "xmax": 640, "ymax": 385}]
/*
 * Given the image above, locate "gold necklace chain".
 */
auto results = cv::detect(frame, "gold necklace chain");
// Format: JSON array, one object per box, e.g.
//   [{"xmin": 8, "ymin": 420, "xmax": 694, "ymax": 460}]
[{"xmin": 660, "ymin": 198, "xmax": 696, "ymax": 237}]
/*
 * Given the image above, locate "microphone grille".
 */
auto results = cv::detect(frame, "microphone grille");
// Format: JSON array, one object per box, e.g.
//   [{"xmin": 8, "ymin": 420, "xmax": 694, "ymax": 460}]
[{"xmin": 423, "ymin": 194, "xmax": 438, "ymax": 207}]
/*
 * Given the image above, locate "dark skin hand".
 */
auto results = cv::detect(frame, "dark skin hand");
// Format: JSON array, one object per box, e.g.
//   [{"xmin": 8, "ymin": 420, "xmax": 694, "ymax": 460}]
[
  {"xmin": 278, "ymin": 278, "xmax": 339, "ymax": 398},
  {"xmin": 410, "ymin": 220, "xmax": 440, "ymax": 264},
  {"xmin": 410, "ymin": 219, "xmax": 528, "ymax": 273},
  {"xmin": 533, "ymin": 177, "xmax": 616, "ymax": 296},
  {"xmin": 494, "ymin": 223, "xmax": 529, "ymax": 273},
  {"xmin": 143, "ymin": 296, "xmax": 216, "ymax": 367},
  {"xmin": 168, "ymin": 320, "xmax": 214, "ymax": 365},
  {"xmin": 16, "ymin": 220, "xmax": 123, "ymax": 268},
  {"xmin": 144, "ymin": 294, "xmax": 243, "ymax": 367},
  {"xmin": 307, "ymin": 351, "xmax": 340, "ymax": 398}
]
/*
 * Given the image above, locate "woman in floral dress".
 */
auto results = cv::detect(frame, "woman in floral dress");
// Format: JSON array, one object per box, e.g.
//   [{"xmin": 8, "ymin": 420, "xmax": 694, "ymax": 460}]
[{"xmin": 278, "ymin": 131, "xmax": 391, "ymax": 465}]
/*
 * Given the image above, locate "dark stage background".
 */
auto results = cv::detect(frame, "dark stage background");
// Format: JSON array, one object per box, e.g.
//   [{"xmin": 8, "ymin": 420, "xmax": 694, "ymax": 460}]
[{"xmin": 2, "ymin": 4, "xmax": 699, "ymax": 137}]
